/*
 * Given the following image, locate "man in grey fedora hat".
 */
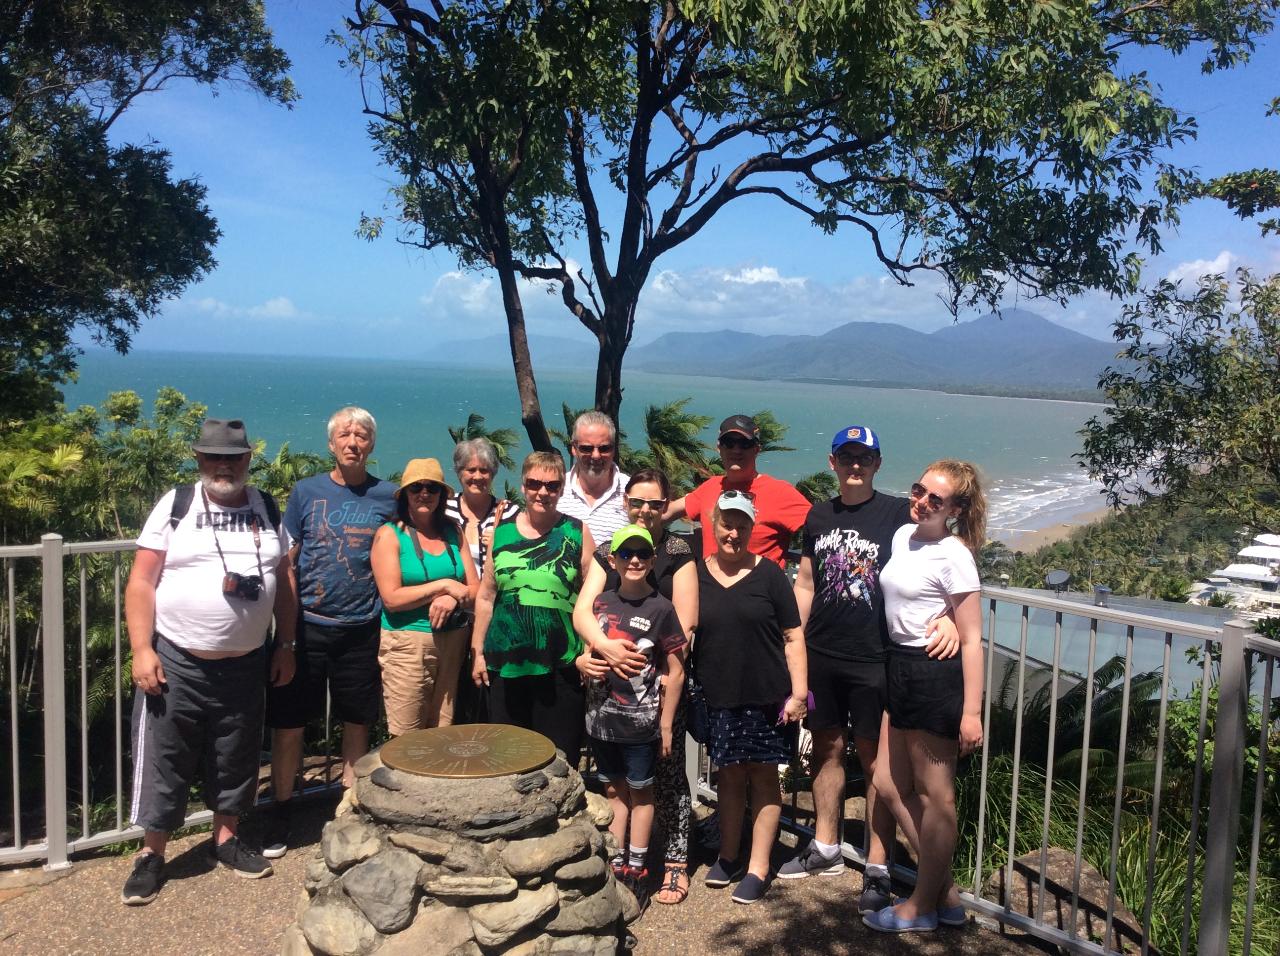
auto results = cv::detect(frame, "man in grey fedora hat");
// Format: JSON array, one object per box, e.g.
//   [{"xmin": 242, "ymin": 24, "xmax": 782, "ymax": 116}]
[{"xmin": 121, "ymin": 418, "xmax": 297, "ymax": 905}]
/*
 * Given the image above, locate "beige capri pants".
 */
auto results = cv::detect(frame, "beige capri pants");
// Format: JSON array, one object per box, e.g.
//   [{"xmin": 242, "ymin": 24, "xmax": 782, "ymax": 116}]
[{"xmin": 378, "ymin": 625, "xmax": 470, "ymax": 735}]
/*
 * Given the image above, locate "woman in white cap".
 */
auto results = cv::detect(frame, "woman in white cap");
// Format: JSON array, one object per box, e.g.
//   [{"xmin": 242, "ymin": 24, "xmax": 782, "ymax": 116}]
[
  {"xmin": 694, "ymin": 491, "xmax": 808, "ymax": 905},
  {"xmin": 370, "ymin": 458, "xmax": 479, "ymax": 734}
]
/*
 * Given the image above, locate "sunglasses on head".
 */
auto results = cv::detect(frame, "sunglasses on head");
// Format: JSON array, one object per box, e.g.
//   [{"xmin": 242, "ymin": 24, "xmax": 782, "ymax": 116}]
[
  {"xmin": 835, "ymin": 450, "xmax": 879, "ymax": 468},
  {"xmin": 909, "ymin": 482, "xmax": 948, "ymax": 511},
  {"xmin": 615, "ymin": 546, "xmax": 655, "ymax": 561},
  {"xmin": 574, "ymin": 443, "xmax": 614, "ymax": 455},
  {"xmin": 719, "ymin": 435, "xmax": 757, "ymax": 450},
  {"xmin": 407, "ymin": 481, "xmax": 444, "ymax": 495},
  {"xmin": 627, "ymin": 496, "xmax": 667, "ymax": 512},
  {"xmin": 523, "ymin": 477, "xmax": 564, "ymax": 494},
  {"xmin": 720, "ymin": 489, "xmax": 756, "ymax": 501}
]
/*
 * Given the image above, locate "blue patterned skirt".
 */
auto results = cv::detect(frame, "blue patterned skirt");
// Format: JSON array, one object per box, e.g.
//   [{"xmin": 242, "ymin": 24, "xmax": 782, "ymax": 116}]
[{"xmin": 707, "ymin": 704, "xmax": 797, "ymax": 766}]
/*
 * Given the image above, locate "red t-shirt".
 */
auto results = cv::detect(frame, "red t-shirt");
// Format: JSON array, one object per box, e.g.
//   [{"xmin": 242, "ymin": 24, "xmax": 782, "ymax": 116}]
[{"xmin": 685, "ymin": 472, "xmax": 811, "ymax": 566}]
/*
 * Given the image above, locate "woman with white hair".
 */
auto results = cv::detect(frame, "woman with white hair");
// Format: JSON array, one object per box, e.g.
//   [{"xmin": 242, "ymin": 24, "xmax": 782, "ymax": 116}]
[{"xmin": 446, "ymin": 437, "xmax": 519, "ymax": 577}]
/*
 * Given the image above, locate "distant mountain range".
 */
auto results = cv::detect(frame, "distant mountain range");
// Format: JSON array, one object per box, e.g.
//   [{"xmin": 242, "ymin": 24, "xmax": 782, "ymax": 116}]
[{"xmin": 438, "ymin": 310, "xmax": 1121, "ymax": 399}]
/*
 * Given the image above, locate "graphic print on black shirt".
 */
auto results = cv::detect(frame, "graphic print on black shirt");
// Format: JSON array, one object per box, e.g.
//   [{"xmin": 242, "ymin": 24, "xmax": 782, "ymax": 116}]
[{"xmin": 803, "ymin": 492, "xmax": 911, "ymax": 662}]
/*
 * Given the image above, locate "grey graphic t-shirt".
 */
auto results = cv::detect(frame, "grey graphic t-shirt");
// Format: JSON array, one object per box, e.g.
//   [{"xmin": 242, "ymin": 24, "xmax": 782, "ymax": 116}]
[
  {"xmin": 284, "ymin": 473, "xmax": 397, "ymax": 626},
  {"xmin": 584, "ymin": 590, "xmax": 685, "ymax": 743}
]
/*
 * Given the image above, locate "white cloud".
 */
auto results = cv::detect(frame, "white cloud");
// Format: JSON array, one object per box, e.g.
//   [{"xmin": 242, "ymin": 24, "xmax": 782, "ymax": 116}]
[
  {"xmin": 722, "ymin": 266, "xmax": 806, "ymax": 287},
  {"xmin": 1165, "ymin": 250, "xmax": 1236, "ymax": 285},
  {"xmin": 186, "ymin": 295, "xmax": 307, "ymax": 321}
]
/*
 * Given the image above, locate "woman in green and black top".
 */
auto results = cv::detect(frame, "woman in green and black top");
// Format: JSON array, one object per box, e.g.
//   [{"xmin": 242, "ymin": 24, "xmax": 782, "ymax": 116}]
[
  {"xmin": 371, "ymin": 458, "xmax": 479, "ymax": 735},
  {"xmin": 471, "ymin": 451, "xmax": 597, "ymax": 763}
]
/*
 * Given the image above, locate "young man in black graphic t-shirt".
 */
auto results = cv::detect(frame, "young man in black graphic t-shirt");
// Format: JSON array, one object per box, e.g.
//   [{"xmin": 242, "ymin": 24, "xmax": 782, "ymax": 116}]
[{"xmin": 778, "ymin": 425, "xmax": 957, "ymax": 913}]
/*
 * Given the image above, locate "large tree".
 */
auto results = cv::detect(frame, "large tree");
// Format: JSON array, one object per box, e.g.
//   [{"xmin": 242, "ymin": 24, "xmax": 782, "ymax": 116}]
[
  {"xmin": 0, "ymin": 1, "xmax": 294, "ymax": 421},
  {"xmin": 344, "ymin": 0, "xmax": 1272, "ymax": 446}
]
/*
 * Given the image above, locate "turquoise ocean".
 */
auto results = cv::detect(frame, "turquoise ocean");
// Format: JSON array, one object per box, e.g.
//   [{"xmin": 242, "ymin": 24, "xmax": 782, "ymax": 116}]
[{"xmin": 67, "ymin": 350, "xmax": 1108, "ymax": 545}]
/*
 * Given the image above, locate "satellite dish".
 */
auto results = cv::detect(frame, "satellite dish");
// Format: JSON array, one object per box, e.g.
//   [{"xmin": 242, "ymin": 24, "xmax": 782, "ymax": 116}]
[{"xmin": 1044, "ymin": 569, "xmax": 1071, "ymax": 593}]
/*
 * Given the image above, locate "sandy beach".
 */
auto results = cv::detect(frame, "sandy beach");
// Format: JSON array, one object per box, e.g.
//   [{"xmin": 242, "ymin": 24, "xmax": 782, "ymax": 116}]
[{"xmin": 992, "ymin": 504, "xmax": 1113, "ymax": 553}]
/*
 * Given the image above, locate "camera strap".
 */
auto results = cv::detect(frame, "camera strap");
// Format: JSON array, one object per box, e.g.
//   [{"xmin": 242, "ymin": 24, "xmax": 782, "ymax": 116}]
[
  {"xmin": 408, "ymin": 522, "xmax": 460, "ymax": 582},
  {"xmin": 202, "ymin": 486, "xmax": 264, "ymax": 581}
]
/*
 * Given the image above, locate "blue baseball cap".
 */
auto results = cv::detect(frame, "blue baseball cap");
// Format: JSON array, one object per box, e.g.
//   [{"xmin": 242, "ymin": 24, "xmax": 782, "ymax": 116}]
[{"xmin": 831, "ymin": 425, "xmax": 880, "ymax": 453}]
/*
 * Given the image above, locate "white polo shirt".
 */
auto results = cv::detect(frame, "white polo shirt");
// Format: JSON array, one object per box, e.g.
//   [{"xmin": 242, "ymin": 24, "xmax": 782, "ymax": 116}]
[{"xmin": 557, "ymin": 466, "xmax": 630, "ymax": 545}]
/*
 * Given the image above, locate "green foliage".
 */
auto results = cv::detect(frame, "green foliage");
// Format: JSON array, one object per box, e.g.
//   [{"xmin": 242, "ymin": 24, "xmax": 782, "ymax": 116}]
[
  {"xmin": 795, "ymin": 471, "xmax": 838, "ymax": 504},
  {"xmin": 0, "ymin": 1, "xmax": 294, "ymax": 420},
  {"xmin": 1081, "ymin": 270, "xmax": 1280, "ymax": 534},
  {"xmin": 448, "ymin": 412, "xmax": 521, "ymax": 471},
  {"xmin": 251, "ymin": 442, "xmax": 328, "ymax": 503}
]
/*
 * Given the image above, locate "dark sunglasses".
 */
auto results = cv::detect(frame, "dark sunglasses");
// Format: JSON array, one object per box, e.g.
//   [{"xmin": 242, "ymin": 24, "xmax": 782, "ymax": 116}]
[
  {"xmin": 615, "ymin": 546, "xmax": 655, "ymax": 561},
  {"xmin": 575, "ymin": 443, "xmax": 614, "ymax": 455},
  {"xmin": 719, "ymin": 435, "xmax": 757, "ymax": 450},
  {"xmin": 627, "ymin": 496, "xmax": 668, "ymax": 511},
  {"xmin": 201, "ymin": 452, "xmax": 246, "ymax": 462},
  {"xmin": 909, "ymin": 482, "xmax": 948, "ymax": 511},
  {"xmin": 523, "ymin": 478, "xmax": 564, "ymax": 494},
  {"xmin": 720, "ymin": 489, "xmax": 756, "ymax": 501},
  {"xmin": 407, "ymin": 481, "xmax": 444, "ymax": 495},
  {"xmin": 835, "ymin": 450, "xmax": 879, "ymax": 468}
]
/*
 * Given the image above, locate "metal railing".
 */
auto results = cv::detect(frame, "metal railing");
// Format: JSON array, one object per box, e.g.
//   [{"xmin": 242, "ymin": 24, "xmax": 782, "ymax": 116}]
[
  {"xmin": 5, "ymin": 535, "xmax": 1279, "ymax": 955},
  {"xmin": 0, "ymin": 534, "xmax": 342, "ymax": 871}
]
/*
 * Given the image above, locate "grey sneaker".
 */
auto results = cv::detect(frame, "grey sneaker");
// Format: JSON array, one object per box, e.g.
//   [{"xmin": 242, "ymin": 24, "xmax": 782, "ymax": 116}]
[
  {"xmin": 214, "ymin": 836, "xmax": 274, "ymax": 879},
  {"xmin": 121, "ymin": 852, "xmax": 164, "ymax": 905},
  {"xmin": 858, "ymin": 873, "xmax": 894, "ymax": 913},
  {"xmin": 777, "ymin": 840, "xmax": 846, "ymax": 879}
]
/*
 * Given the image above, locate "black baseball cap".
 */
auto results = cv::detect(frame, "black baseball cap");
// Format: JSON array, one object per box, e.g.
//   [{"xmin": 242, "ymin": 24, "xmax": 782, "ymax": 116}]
[{"xmin": 718, "ymin": 414, "xmax": 759, "ymax": 442}]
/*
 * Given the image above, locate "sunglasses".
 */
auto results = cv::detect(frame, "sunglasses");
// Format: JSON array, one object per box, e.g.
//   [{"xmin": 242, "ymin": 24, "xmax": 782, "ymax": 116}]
[
  {"xmin": 523, "ymin": 478, "xmax": 564, "ymax": 494},
  {"xmin": 719, "ymin": 435, "xmax": 758, "ymax": 450},
  {"xmin": 909, "ymin": 482, "xmax": 949, "ymax": 511},
  {"xmin": 407, "ymin": 481, "xmax": 444, "ymax": 495},
  {"xmin": 574, "ymin": 443, "xmax": 614, "ymax": 455},
  {"xmin": 615, "ymin": 546, "xmax": 655, "ymax": 561},
  {"xmin": 835, "ymin": 450, "xmax": 879, "ymax": 468},
  {"xmin": 720, "ymin": 489, "xmax": 756, "ymax": 501},
  {"xmin": 202, "ymin": 452, "xmax": 246, "ymax": 462},
  {"xmin": 627, "ymin": 496, "xmax": 668, "ymax": 512}
]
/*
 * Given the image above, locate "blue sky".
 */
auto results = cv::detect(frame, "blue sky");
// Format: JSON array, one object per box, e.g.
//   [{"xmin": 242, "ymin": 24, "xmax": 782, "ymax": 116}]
[{"xmin": 104, "ymin": 0, "xmax": 1280, "ymax": 357}]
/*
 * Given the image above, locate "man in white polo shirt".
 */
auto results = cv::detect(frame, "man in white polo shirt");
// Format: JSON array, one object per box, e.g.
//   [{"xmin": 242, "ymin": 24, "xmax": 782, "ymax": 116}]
[
  {"xmin": 121, "ymin": 418, "xmax": 297, "ymax": 906},
  {"xmin": 557, "ymin": 410, "xmax": 630, "ymax": 543}
]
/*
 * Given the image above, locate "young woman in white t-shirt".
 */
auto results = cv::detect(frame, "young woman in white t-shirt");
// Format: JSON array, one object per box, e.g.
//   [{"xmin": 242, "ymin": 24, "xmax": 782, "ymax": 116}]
[{"xmin": 864, "ymin": 459, "xmax": 987, "ymax": 935}]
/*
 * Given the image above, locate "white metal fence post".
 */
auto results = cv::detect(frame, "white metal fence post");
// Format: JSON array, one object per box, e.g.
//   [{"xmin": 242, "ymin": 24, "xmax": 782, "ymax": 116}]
[
  {"xmin": 40, "ymin": 533, "xmax": 70, "ymax": 871},
  {"xmin": 1198, "ymin": 620, "xmax": 1249, "ymax": 953}
]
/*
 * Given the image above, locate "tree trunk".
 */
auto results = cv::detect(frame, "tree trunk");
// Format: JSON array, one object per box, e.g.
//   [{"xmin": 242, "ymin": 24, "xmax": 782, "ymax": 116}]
[
  {"xmin": 593, "ymin": 277, "xmax": 641, "ymax": 422},
  {"xmin": 494, "ymin": 257, "xmax": 554, "ymax": 452}
]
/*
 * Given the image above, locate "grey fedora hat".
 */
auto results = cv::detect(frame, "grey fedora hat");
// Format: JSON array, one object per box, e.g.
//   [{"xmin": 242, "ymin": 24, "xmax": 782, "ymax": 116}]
[{"xmin": 192, "ymin": 418, "xmax": 252, "ymax": 455}]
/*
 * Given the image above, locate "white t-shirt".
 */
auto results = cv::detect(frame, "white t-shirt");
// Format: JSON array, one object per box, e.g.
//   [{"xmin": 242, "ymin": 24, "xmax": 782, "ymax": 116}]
[
  {"xmin": 136, "ymin": 485, "xmax": 291, "ymax": 654},
  {"xmin": 880, "ymin": 524, "xmax": 980, "ymax": 648}
]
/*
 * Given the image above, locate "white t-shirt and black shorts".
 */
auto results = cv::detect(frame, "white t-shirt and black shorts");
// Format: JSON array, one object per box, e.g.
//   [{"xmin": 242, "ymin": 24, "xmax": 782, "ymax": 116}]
[
  {"xmin": 129, "ymin": 485, "xmax": 290, "ymax": 833},
  {"xmin": 879, "ymin": 525, "xmax": 980, "ymax": 740}
]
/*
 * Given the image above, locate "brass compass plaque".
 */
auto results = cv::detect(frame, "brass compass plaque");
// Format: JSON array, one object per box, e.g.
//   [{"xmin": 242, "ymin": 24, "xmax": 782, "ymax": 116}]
[{"xmin": 379, "ymin": 725, "xmax": 556, "ymax": 778}]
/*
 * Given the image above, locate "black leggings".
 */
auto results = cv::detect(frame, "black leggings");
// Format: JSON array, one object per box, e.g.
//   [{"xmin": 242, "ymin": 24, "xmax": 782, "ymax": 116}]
[{"xmin": 487, "ymin": 666, "xmax": 585, "ymax": 766}]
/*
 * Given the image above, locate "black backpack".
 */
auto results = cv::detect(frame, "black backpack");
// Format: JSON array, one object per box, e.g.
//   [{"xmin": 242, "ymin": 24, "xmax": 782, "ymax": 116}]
[{"xmin": 169, "ymin": 483, "xmax": 282, "ymax": 531}]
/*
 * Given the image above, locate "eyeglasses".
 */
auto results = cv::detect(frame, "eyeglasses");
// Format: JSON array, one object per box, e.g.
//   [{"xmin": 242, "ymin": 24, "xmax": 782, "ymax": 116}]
[
  {"xmin": 720, "ymin": 489, "xmax": 756, "ymax": 501},
  {"xmin": 407, "ymin": 481, "xmax": 444, "ymax": 495},
  {"xmin": 719, "ymin": 435, "xmax": 757, "ymax": 450},
  {"xmin": 627, "ymin": 496, "xmax": 668, "ymax": 512},
  {"xmin": 615, "ymin": 546, "xmax": 655, "ymax": 561},
  {"xmin": 909, "ymin": 482, "xmax": 949, "ymax": 511},
  {"xmin": 523, "ymin": 478, "xmax": 564, "ymax": 494},
  {"xmin": 835, "ymin": 450, "xmax": 879, "ymax": 468},
  {"xmin": 202, "ymin": 452, "xmax": 246, "ymax": 462},
  {"xmin": 574, "ymin": 443, "xmax": 614, "ymax": 455}
]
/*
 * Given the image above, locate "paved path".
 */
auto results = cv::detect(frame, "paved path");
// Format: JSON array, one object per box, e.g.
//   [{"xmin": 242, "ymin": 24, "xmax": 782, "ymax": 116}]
[{"xmin": 0, "ymin": 799, "xmax": 1046, "ymax": 955}]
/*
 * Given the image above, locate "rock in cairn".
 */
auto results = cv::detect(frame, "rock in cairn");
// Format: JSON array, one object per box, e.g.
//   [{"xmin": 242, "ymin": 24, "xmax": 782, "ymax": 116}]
[{"xmin": 284, "ymin": 749, "xmax": 637, "ymax": 955}]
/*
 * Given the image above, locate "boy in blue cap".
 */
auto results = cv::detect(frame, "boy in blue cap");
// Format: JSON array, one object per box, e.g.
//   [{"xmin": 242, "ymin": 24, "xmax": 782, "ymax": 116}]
[{"xmin": 576, "ymin": 523, "xmax": 686, "ymax": 893}]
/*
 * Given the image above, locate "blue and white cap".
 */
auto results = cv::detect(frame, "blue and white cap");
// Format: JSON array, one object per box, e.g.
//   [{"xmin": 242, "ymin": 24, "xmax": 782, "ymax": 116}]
[{"xmin": 831, "ymin": 425, "xmax": 880, "ymax": 453}]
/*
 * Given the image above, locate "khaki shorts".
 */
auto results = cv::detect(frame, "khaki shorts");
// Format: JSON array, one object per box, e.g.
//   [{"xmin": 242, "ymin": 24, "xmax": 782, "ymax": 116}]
[{"xmin": 378, "ymin": 626, "xmax": 470, "ymax": 735}]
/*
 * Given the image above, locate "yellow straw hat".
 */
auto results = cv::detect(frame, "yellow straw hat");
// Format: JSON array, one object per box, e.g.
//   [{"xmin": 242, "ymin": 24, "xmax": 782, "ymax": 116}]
[{"xmin": 396, "ymin": 458, "xmax": 454, "ymax": 498}]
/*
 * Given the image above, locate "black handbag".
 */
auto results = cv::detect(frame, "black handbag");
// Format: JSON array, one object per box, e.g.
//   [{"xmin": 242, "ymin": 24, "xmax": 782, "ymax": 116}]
[{"xmin": 685, "ymin": 659, "xmax": 711, "ymax": 744}]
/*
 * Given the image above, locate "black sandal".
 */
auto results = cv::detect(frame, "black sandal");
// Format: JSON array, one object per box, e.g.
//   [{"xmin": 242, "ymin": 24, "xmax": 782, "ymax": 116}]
[{"xmin": 656, "ymin": 863, "xmax": 689, "ymax": 905}]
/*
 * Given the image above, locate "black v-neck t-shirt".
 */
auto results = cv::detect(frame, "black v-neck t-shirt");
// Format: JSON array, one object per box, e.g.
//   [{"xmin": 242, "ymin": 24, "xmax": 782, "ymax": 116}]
[
  {"xmin": 801, "ymin": 492, "xmax": 911, "ymax": 662},
  {"xmin": 694, "ymin": 558, "xmax": 801, "ymax": 709}
]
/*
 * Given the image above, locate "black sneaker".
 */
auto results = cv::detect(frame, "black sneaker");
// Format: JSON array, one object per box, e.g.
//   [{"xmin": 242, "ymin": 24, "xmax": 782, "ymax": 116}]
[
  {"xmin": 261, "ymin": 802, "xmax": 291, "ymax": 860},
  {"xmin": 214, "ymin": 836, "xmax": 274, "ymax": 879},
  {"xmin": 121, "ymin": 852, "xmax": 164, "ymax": 905},
  {"xmin": 858, "ymin": 873, "xmax": 894, "ymax": 914},
  {"xmin": 777, "ymin": 840, "xmax": 846, "ymax": 879}
]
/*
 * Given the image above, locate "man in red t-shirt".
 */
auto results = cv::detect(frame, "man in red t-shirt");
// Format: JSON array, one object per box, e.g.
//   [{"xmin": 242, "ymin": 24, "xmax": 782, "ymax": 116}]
[{"xmin": 665, "ymin": 414, "xmax": 811, "ymax": 566}]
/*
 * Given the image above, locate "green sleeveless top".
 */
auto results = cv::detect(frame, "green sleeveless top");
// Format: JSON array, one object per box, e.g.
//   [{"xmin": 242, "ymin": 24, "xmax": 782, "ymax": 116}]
[
  {"xmin": 380, "ymin": 522, "xmax": 465, "ymax": 633},
  {"xmin": 485, "ymin": 513, "xmax": 584, "ymax": 677}
]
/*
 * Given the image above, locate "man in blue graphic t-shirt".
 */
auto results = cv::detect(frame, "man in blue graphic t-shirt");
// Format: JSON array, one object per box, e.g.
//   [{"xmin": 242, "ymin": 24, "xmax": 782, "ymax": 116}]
[{"xmin": 263, "ymin": 406, "xmax": 396, "ymax": 857}]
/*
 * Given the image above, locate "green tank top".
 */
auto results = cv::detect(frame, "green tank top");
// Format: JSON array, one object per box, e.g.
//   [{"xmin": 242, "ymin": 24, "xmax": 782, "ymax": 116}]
[
  {"xmin": 380, "ymin": 522, "xmax": 465, "ymax": 633},
  {"xmin": 485, "ymin": 513, "xmax": 584, "ymax": 677}
]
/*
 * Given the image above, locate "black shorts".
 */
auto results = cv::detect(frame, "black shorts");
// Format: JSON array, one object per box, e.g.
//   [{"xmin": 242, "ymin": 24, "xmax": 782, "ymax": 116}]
[
  {"xmin": 886, "ymin": 644, "xmax": 962, "ymax": 740},
  {"xmin": 266, "ymin": 619, "xmax": 381, "ymax": 728},
  {"xmin": 805, "ymin": 647, "xmax": 887, "ymax": 742}
]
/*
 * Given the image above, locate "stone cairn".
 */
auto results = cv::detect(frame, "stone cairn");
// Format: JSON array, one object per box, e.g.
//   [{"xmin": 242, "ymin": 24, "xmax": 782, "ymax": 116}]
[{"xmin": 283, "ymin": 747, "xmax": 637, "ymax": 956}]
